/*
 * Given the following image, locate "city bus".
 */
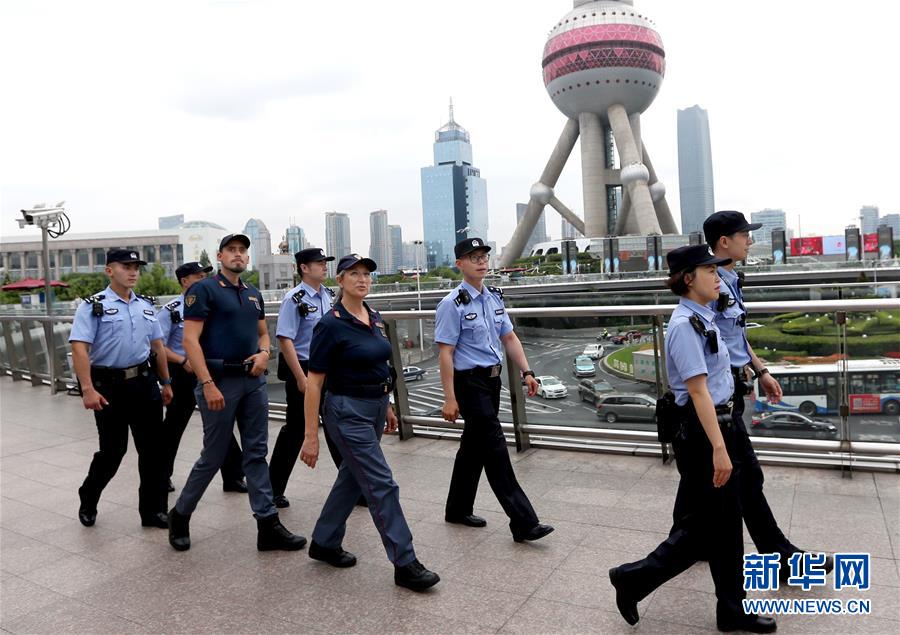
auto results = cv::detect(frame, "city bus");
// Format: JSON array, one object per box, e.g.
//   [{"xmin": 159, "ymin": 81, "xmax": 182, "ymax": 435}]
[{"xmin": 755, "ymin": 359, "xmax": 900, "ymax": 417}]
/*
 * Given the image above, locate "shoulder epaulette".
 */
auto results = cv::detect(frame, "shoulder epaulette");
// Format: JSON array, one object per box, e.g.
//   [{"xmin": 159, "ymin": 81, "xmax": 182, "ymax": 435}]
[
  {"xmin": 164, "ymin": 299, "xmax": 181, "ymax": 311},
  {"xmin": 325, "ymin": 286, "xmax": 336, "ymax": 298},
  {"xmin": 85, "ymin": 294, "xmax": 105, "ymax": 304},
  {"xmin": 487, "ymin": 285, "xmax": 504, "ymax": 300},
  {"xmin": 136, "ymin": 293, "xmax": 157, "ymax": 305}
]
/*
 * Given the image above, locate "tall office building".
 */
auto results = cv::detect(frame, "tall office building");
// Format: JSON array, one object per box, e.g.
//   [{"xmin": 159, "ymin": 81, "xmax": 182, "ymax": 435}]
[
  {"xmin": 158, "ymin": 214, "xmax": 185, "ymax": 230},
  {"xmin": 750, "ymin": 209, "xmax": 787, "ymax": 245},
  {"xmin": 561, "ymin": 217, "xmax": 577, "ymax": 240},
  {"xmin": 515, "ymin": 203, "xmax": 548, "ymax": 258},
  {"xmin": 881, "ymin": 213, "xmax": 900, "ymax": 236},
  {"xmin": 325, "ymin": 212, "xmax": 351, "ymax": 278},
  {"xmin": 402, "ymin": 241, "xmax": 426, "ymax": 272},
  {"xmin": 388, "ymin": 224, "xmax": 403, "ymax": 274},
  {"xmin": 420, "ymin": 101, "xmax": 489, "ymax": 269},
  {"xmin": 677, "ymin": 105, "xmax": 716, "ymax": 235},
  {"xmin": 369, "ymin": 210, "xmax": 391, "ymax": 274},
  {"xmin": 860, "ymin": 205, "xmax": 879, "ymax": 234},
  {"xmin": 285, "ymin": 224, "xmax": 306, "ymax": 255},
  {"xmin": 242, "ymin": 218, "xmax": 272, "ymax": 270}
]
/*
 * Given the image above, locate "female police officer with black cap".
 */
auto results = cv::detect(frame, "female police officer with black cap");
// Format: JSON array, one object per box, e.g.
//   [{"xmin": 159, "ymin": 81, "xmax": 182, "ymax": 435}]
[
  {"xmin": 299, "ymin": 254, "xmax": 440, "ymax": 592},
  {"xmin": 608, "ymin": 245, "xmax": 776, "ymax": 634}
]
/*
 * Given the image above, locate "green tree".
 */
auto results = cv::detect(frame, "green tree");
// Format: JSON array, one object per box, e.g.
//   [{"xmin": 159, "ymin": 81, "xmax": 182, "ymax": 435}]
[
  {"xmin": 240, "ymin": 270, "xmax": 260, "ymax": 288},
  {"xmin": 199, "ymin": 250, "xmax": 211, "ymax": 267},
  {"xmin": 56, "ymin": 272, "xmax": 109, "ymax": 301},
  {"xmin": 135, "ymin": 264, "xmax": 181, "ymax": 298}
]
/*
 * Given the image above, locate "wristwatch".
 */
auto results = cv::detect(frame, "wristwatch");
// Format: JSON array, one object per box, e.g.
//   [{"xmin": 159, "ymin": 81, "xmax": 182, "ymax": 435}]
[
  {"xmin": 752, "ymin": 367, "xmax": 770, "ymax": 380},
  {"xmin": 521, "ymin": 370, "xmax": 535, "ymax": 379},
  {"xmin": 159, "ymin": 377, "xmax": 172, "ymax": 386}
]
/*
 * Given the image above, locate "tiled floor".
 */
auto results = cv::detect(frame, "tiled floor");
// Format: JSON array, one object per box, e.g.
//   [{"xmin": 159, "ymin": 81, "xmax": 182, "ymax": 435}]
[{"xmin": 2, "ymin": 377, "xmax": 899, "ymax": 634}]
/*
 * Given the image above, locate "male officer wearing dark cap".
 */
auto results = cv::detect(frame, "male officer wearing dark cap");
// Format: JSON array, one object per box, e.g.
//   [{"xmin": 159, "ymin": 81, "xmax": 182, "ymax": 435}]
[
  {"xmin": 158, "ymin": 261, "xmax": 246, "ymax": 495},
  {"xmin": 269, "ymin": 247, "xmax": 344, "ymax": 508},
  {"xmin": 700, "ymin": 210, "xmax": 834, "ymax": 578},
  {"xmin": 70, "ymin": 248, "xmax": 173, "ymax": 528},
  {"xmin": 434, "ymin": 238, "xmax": 553, "ymax": 543},
  {"xmin": 167, "ymin": 234, "xmax": 306, "ymax": 552}
]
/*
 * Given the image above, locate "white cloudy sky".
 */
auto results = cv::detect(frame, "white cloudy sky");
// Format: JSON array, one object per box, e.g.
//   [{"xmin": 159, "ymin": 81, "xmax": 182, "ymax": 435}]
[{"xmin": 1, "ymin": 0, "xmax": 896, "ymax": 254}]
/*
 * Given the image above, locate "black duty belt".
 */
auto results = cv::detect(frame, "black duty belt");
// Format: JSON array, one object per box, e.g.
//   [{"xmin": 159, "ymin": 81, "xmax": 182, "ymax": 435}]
[
  {"xmin": 456, "ymin": 364, "xmax": 502, "ymax": 379},
  {"xmin": 207, "ymin": 359, "xmax": 255, "ymax": 377},
  {"xmin": 91, "ymin": 360, "xmax": 152, "ymax": 381},
  {"xmin": 675, "ymin": 400, "xmax": 734, "ymax": 428},
  {"xmin": 328, "ymin": 381, "xmax": 393, "ymax": 398}
]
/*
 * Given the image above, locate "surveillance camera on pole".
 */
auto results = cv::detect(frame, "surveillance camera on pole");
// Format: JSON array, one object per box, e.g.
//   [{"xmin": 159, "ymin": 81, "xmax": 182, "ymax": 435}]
[{"xmin": 16, "ymin": 201, "xmax": 71, "ymax": 394}]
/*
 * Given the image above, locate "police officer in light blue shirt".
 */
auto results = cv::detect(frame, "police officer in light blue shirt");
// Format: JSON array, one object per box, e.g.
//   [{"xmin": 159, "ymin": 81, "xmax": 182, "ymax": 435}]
[
  {"xmin": 435, "ymin": 237, "xmax": 553, "ymax": 543},
  {"xmin": 269, "ymin": 247, "xmax": 342, "ymax": 509},
  {"xmin": 158, "ymin": 261, "xmax": 245, "ymax": 495},
  {"xmin": 69, "ymin": 248, "xmax": 173, "ymax": 529},
  {"xmin": 610, "ymin": 245, "xmax": 776, "ymax": 634},
  {"xmin": 703, "ymin": 211, "xmax": 831, "ymax": 580}
]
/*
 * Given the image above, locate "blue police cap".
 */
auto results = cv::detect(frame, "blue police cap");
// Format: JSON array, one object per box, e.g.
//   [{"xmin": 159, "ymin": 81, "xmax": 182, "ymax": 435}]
[
  {"xmin": 175, "ymin": 261, "xmax": 213, "ymax": 281},
  {"xmin": 336, "ymin": 253, "xmax": 376, "ymax": 274},
  {"xmin": 454, "ymin": 237, "xmax": 491, "ymax": 259},
  {"xmin": 106, "ymin": 248, "xmax": 147, "ymax": 266},
  {"xmin": 295, "ymin": 247, "xmax": 335, "ymax": 266},
  {"xmin": 667, "ymin": 245, "xmax": 731, "ymax": 276},
  {"xmin": 703, "ymin": 211, "xmax": 763, "ymax": 246}
]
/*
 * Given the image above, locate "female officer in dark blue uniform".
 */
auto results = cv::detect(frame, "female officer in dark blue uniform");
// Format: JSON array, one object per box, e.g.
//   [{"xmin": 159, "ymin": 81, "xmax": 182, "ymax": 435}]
[
  {"xmin": 608, "ymin": 245, "xmax": 776, "ymax": 634},
  {"xmin": 299, "ymin": 254, "xmax": 440, "ymax": 592}
]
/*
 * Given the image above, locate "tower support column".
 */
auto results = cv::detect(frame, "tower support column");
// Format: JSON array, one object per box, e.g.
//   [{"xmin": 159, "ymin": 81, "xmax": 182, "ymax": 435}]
[
  {"xmin": 607, "ymin": 103, "xmax": 660, "ymax": 234},
  {"xmin": 579, "ymin": 112, "xmax": 609, "ymax": 237}
]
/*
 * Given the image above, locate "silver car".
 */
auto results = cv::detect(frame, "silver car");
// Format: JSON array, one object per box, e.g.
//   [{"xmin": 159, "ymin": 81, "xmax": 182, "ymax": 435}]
[{"xmin": 595, "ymin": 393, "xmax": 657, "ymax": 424}]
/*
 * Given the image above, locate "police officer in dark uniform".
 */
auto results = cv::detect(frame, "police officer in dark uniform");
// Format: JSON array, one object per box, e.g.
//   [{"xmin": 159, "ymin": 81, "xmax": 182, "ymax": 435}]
[
  {"xmin": 157, "ymin": 261, "xmax": 246, "ymax": 495},
  {"xmin": 703, "ymin": 210, "xmax": 833, "ymax": 578},
  {"xmin": 609, "ymin": 245, "xmax": 776, "ymax": 633},
  {"xmin": 70, "ymin": 248, "xmax": 173, "ymax": 528},
  {"xmin": 269, "ymin": 247, "xmax": 342, "ymax": 509},
  {"xmin": 299, "ymin": 254, "xmax": 440, "ymax": 592},
  {"xmin": 167, "ymin": 234, "xmax": 305, "ymax": 552},
  {"xmin": 435, "ymin": 238, "xmax": 553, "ymax": 543}
]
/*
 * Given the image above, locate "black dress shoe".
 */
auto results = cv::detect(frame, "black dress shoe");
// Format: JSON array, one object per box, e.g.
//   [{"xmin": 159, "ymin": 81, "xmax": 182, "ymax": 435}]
[
  {"xmin": 256, "ymin": 514, "xmax": 307, "ymax": 551},
  {"xmin": 779, "ymin": 552, "xmax": 833, "ymax": 582},
  {"xmin": 167, "ymin": 479, "xmax": 175, "ymax": 493},
  {"xmin": 168, "ymin": 506, "xmax": 191, "ymax": 551},
  {"xmin": 608, "ymin": 567, "xmax": 640, "ymax": 626},
  {"xmin": 223, "ymin": 479, "xmax": 248, "ymax": 493},
  {"xmin": 309, "ymin": 541, "xmax": 357, "ymax": 568},
  {"xmin": 273, "ymin": 494, "xmax": 290, "ymax": 508},
  {"xmin": 717, "ymin": 613, "xmax": 777, "ymax": 633},
  {"xmin": 394, "ymin": 559, "xmax": 440, "ymax": 592},
  {"xmin": 512, "ymin": 523, "xmax": 554, "ymax": 543},
  {"xmin": 141, "ymin": 511, "xmax": 169, "ymax": 528},
  {"xmin": 78, "ymin": 507, "xmax": 97, "ymax": 527},
  {"xmin": 445, "ymin": 514, "xmax": 487, "ymax": 528}
]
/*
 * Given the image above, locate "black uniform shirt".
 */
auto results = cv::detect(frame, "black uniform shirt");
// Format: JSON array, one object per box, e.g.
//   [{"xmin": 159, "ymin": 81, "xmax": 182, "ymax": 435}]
[
  {"xmin": 183, "ymin": 273, "xmax": 265, "ymax": 361},
  {"xmin": 308, "ymin": 301, "xmax": 392, "ymax": 385}
]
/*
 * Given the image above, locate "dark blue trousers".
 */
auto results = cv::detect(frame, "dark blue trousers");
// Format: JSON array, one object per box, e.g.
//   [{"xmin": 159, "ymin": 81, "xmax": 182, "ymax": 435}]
[
  {"xmin": 312, "ymin": 393, "xmax": 416, "ymax": 567},
  {"xmin": 175, "ymin": 375, "xmax": 276, "ymax": 519}
]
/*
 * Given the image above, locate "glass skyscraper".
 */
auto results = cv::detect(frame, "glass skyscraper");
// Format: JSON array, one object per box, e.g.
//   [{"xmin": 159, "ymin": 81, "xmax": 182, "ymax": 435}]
[
  {"xmin": 369, "ymin": 210, "xmax": 390, "ymax": 274},
  {"xmin": 420, "ymin": 102, "xmax": 488, "ymax": 269},
  {"xmin": 677, "ymin": 105, "xmax": 715, "ymax": 235},
  {"xmin": 285, "ymin": 224, "xmax": 305, "ymax": 255},
  {"xmin": 242, "ymin": 218, "xmax": 272, "ymax": 271},
  {"xmin": 515, "ymin": 203, "xmax": 548, "ymax": 257},
  {"xmin": 388, "ymin": 224, "xmax": 402, "ymax": 274},
  {"xmin": 860, "ymin": 205, "xmax": 879, "ymax": 234},
  {"xmin": 750, "ymin": 209, "xmax": 786, "ymax": 246},
  {"xmin": 325, "ymin": 212, "xmax": 351, "ymax": 278}
]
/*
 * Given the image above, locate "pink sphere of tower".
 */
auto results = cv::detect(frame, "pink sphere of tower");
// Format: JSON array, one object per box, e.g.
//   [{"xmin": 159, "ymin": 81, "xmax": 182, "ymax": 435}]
[{"xmin": 543, "ymin": 0, "xmax": 665, "ymax": 120}]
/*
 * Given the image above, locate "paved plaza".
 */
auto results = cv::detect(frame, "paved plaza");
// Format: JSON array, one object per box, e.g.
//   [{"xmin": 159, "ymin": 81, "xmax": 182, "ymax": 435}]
[{"xmin": 2, "ymin": 377, "xmax": 899, "ymax": 634}]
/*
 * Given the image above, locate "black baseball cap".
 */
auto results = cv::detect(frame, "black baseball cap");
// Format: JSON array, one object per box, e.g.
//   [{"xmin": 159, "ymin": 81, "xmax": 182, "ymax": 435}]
[
  {"xmin": 218, "ymin": 233, "xmax": 251, "ymax": 251},
  {"xmin": 703, "ymin": 211, "xmax": 763, "ymax": 246},
  {"xmin": 106, "ymin": 248, "xmax": 147, "ymax": 266},
  {"xmin": 336, "ymin": 253, "xmax": 377, "ymax": 274},
  {"xmin": 454, "ymin": 237, "xmax": 491, "ymax": 259},
  {"xmin": 667, "ymin": 245, "xmax": 732, "ymax": 276},
  {"xmin": 295, "ymin": 247, "xmax": 335, "ymax": 266},
  {"xmin": 175, "ymin": 261, "xmax": 213, "ymax": 281}
]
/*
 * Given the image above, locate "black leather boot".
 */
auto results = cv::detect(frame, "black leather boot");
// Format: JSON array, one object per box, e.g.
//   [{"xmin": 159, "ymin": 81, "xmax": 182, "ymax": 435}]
[
  {"xmin": 168, "ymin": 506, "xmax": 191, "ymax": 551},
  {"xmin": 256, "ymin": 514, "xmax": 307, "ymax": 551}
]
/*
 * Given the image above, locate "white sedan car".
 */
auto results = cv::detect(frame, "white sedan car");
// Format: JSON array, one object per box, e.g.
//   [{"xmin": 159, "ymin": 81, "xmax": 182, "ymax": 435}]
[{"xmin": 535, "ymin": 375, "xmax": 568, "ymax": 399}]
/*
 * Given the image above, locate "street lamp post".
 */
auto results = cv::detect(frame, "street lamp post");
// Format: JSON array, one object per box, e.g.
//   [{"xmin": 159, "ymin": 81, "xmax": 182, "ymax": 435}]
[
  {"xmin": 17, "ymin": 202, "xmax": 69, "ymax": 394},
  {"xmin": 413, "ymin": 240, "xmax": 424, "ymax": 352}
]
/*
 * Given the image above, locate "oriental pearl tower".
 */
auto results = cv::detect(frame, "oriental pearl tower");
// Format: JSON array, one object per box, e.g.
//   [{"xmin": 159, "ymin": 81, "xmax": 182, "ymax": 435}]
[{"xmin": 499, "ymin": 0, "xmax": 678, "ymax": 267}]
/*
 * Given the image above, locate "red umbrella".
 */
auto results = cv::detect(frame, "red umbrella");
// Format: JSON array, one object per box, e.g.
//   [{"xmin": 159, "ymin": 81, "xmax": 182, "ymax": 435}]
[{"xmin": 1, "ymin": 278, "xmax": 70, "ymax": 291}]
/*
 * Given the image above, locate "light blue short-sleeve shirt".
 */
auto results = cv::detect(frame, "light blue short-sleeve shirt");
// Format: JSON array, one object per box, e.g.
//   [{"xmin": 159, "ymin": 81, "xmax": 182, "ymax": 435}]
[
  {"xmin": 275, "ymin": 281, "xmax": 332, "ymax": 360},
  {"xmin": 69, "ymin": 285, "xmax": 163, "ymax": 368},
  {"xmin": 712, "ymin": 266, "xmax": 752, "ymax": 368},
  {"xmin": 434, "ymin": 280, "xmax": 513, "ymax": 370},
  {"xmin": 157, "ymin": 294, "xmax": 185, "ymax": 357},
  {"xmin": 665, "ymin": 298, "xmax": 734, "ymax": 406}
]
